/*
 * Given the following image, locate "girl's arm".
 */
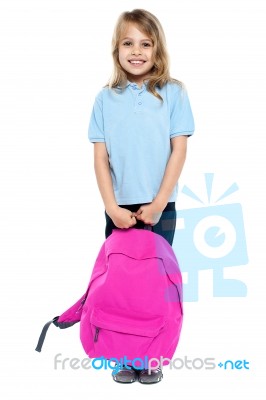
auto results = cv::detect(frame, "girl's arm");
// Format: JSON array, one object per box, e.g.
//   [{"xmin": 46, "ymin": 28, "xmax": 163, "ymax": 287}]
[
  {"xmin": 135, "ymin": 136, "xmax": 187, "ymax": 224},
  {"xmin": 154, "ymin": 135, "xmax": 187, "ymax": 209},
  {"xmin": 93, "ymin": 143, "xmax": 137, "ymax": 228}
]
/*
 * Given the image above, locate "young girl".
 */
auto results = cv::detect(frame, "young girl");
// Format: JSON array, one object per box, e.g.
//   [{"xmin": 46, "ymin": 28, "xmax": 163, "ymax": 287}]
[{"xmin": 88, "ymin": 9, "xmax": 194, "ymax": 384}]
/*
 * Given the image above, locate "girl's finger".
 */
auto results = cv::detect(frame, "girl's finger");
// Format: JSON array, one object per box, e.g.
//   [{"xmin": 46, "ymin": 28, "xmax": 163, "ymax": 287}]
[
  {"xmin": 135, "ymin": 208, "xmax": 143, "ymax": 216},
  {"xmin": 131, "ymin": 216, "xmax": 137, "ymax": 225}
]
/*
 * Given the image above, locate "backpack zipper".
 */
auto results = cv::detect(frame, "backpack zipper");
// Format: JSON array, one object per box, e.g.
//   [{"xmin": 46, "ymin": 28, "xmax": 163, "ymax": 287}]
[
  {"xmin": 76, "ymin": 298, "xmax": 86, "ymax": 314},
  {"xmin": 94, "ymin": 327, "xmax": 100, "ymax": 342}
]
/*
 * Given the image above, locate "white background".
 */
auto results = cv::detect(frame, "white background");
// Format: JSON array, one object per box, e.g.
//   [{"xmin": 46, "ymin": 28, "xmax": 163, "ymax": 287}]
[{"xmin": 0, "ymin": 0, "xmax": 265, "ymax": 398}]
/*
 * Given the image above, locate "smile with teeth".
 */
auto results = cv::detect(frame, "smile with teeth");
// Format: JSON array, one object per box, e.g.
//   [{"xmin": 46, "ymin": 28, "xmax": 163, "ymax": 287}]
[{"xmin": 129, "ymin": 60, "xmax": 146, "ymax": 65}]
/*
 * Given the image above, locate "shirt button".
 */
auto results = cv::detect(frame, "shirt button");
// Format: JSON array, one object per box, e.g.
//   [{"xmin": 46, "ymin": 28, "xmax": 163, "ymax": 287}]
[
  {"xmin": 138, "ymin": 102, "xmax": 142, "ymax": 105},
  {"xmin": 138, "ymin": 93, "xmax": 141, "ymax": 96}
]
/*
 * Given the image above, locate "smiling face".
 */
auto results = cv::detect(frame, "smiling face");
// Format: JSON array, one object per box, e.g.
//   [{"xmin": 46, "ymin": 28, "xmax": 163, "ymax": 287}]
[{"xmin": 118, "ymin": 23, "xmax": 155, "ymax": 86}]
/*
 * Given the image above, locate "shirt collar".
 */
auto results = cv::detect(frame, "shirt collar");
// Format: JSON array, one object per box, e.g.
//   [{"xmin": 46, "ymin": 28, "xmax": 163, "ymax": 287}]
[
  {"xmin": 126, "ymin": 80, "xmax": 148, "ymax": 89},
  {"xmin": 116, "ymin": 80, "xmax": 148, "ymax": 90}
]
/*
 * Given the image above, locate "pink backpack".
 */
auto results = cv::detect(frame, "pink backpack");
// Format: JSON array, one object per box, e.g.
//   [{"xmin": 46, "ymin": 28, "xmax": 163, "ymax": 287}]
[{"xmin": 35, "ymin": 228, "xmax": 183, "ymax": 367}]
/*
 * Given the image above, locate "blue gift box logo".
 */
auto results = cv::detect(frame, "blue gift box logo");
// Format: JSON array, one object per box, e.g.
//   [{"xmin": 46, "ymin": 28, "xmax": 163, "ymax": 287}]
[{"xmin": 173, "ymin": 173, "xmax": 249, "ymax": 301}]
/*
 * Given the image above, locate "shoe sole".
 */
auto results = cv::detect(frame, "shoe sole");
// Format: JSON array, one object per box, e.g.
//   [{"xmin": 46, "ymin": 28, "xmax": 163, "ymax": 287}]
[
  {"xmin": 139, "ymin": 374, "xmax": 163, "ymax": 384},
  {"xmin": 112, "ymin": 377, "xmax": 137, "ymax": 384}
]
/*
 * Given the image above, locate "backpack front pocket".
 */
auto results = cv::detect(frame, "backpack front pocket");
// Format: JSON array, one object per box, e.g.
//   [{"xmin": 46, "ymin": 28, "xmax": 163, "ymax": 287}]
[{"xmin": 90, "ymin": 306, "xmax": 165, "ymax": 361}]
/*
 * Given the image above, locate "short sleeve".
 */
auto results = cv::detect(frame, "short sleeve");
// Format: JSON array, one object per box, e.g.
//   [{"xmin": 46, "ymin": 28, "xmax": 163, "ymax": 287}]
[
  {"xmin": 88, "ymin": 91, "xmax": 105, "ymax": 142},
  {"xmin": 169, "ymin": 84, "xmax": 195, "ymax": 138}
]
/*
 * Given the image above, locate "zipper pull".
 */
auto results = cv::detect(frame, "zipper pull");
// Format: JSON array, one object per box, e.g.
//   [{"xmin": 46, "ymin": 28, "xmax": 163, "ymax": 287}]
[
  {"xmin": 94, "ymin": 327, "xmax": 100, "ymax": 342},
  {"xmin": 76, "ymin": 298, "xmax": 86, "ymax": 314}
]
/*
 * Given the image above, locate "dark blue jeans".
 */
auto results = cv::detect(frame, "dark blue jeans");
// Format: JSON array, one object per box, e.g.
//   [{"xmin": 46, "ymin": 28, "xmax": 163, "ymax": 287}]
[{"xmin": 105, "ymin": 202, "xmax": 176, "ymax": 246}]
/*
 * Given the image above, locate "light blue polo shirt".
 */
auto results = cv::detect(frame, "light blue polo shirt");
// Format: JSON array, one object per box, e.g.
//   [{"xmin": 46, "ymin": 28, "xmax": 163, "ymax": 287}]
[{"xmin": 88, "ymin": 81, "xmax": 194, "ymax": 205}]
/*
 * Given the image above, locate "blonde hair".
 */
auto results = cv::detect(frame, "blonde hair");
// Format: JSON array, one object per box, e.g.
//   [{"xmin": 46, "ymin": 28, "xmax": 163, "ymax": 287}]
[{"xmin": 108, "ymin": 9, "xmax": 182, "ymax": 101}]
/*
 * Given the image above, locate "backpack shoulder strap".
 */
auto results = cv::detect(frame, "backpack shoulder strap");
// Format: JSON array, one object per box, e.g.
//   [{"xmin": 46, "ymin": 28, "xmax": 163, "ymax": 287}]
[
  {"xmin": 35, "ymin": 316, "xmax": 80, "ymax": 352},
  {"xmin": 35, "ymin": 316, "xmax": 59, "ymax": 352},
  {"xmin": 35, "ymin": 239, "xmax": 109, "ymax": 352}
]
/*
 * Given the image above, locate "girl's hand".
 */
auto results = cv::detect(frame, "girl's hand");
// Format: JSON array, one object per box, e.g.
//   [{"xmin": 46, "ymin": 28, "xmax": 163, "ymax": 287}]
[
  {"xmin": 134, "ymin": 203, "xmax": 163, "ymax": 226},
  {"xmin": 107, "ymin": 206, "xmax": 137, "ymax": 229}
]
